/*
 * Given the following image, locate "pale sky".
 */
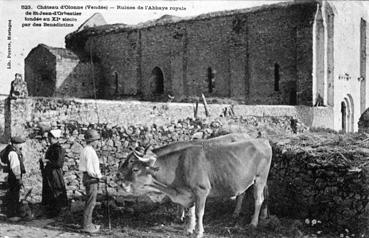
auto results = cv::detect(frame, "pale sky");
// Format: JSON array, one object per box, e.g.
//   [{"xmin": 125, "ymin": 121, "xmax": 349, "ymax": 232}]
[{"xmin": 0, "ymin": 0, "xmax": 286, "ymax": 95}]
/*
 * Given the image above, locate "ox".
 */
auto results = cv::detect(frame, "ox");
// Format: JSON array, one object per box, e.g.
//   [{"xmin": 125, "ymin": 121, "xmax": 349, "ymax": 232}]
[
  {"xmin": 117, "ymin": 139, "xmax": 272, "ymax": 238},
  {"xmin": 152, "ymin": 132, "xmax": 252, "ymax": 219}
]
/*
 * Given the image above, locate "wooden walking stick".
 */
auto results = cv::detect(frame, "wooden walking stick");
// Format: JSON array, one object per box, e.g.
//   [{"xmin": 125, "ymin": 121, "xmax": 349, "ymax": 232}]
[
  {"xmin": 104, "ymin": 157, "xmax": 111, "ymax": 230},
  {"xmin": 194, "ymin": 99, "xmax": 199, "ymax": 119}
]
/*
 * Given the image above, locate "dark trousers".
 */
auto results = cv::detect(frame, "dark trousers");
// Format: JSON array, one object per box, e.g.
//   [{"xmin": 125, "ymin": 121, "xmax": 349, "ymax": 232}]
[
  {"xmin": 6, "ymin": 179, "xmax": 21, "ymax": 217},
  {"xmin": 83, "ymin": 183, "xmax": 98, "ymax": 229}
]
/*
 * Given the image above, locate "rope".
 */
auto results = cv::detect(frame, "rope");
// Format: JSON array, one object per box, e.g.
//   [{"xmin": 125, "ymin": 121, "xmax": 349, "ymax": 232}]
[{"xmin": 89, "ymin": 39, "xmax": 111, "ymax": 230}]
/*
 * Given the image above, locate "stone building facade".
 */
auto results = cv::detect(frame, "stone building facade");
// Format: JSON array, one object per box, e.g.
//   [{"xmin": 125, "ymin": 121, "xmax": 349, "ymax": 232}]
[
  {"xmin": 25, "ymin": 1, "xmax": 369, "ymax": 132},
  {"xmin": 25, "ymin": 44, "xmax": 102, "ymax": 98}
]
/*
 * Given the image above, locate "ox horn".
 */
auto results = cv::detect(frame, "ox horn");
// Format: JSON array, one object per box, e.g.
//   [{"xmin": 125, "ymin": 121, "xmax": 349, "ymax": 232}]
[
  {"xmin": 134, "ymin": 153, "xmax": 157, "ymax": 166},
  {"xmin": 133, "ymin": 149, "xmax": 144, "ymax": 158},
  {"xmin": 144, "ymin": 144, "xmax": 152, "ymax": 153}
]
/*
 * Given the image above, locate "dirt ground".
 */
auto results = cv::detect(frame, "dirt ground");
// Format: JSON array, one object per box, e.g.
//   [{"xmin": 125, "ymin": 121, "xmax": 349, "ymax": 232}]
[{"xmin": 0, "ymin": 198, "xmax": 344, "ymax": 238}]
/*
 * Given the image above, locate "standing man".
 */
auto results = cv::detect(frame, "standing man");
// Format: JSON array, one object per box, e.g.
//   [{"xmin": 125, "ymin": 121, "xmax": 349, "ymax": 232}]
[
  {"xmin": 9, "ymin": 73, "xmax": 28, "ymax": 100},
  {"xmin": 3, "ymin": 136, "xmax": 26, "ymax": 221},
  {"xmin": 79, "ymin": 129, "xmax": 105, "ymax": 234},
  {"xmin": 39, "ymin": 129, "xmax": 68, "ymax": 218}
]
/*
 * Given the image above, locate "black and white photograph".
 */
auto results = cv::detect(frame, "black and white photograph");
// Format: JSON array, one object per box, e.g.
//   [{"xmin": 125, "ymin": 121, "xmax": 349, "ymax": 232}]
[{"xmin": 0, "ymin": 0, "xmax": 369, "ymax": 237}]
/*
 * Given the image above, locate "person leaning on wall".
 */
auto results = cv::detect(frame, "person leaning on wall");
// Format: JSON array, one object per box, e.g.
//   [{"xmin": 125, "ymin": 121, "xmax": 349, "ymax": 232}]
[
  {"xmin": 39, "ymin": 129, "xmax": 68, "ymax": 218},
  {"xmin": 2, "ymin": 136, "xmax": 27, "ymax": 222},
  {"xmin": 79, "ymin": 129, "xmax": 106, "ymax": 234}
]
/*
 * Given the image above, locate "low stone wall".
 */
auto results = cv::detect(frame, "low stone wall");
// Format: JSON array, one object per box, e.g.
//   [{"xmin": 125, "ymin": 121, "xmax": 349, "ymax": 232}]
[
  {"xmin": 3, "ymin": 97, "xmax": 365, "ymax": 232},
  {"xmin": 19, "ymin": 111, "xmax": 303, "ymax": 202},
  {"xmin": 7, "ymin": 97, "xmax": 334, "ymax": 139},
  {"xmin": 269, "ymin": 135, "xmax": 369, "ymax": 233}
]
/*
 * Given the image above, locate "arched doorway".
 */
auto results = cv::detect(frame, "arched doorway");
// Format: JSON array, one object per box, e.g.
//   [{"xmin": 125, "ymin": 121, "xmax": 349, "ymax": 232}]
[
  {"xmin": 341, "ymin": 94, "xmax": 355, "ymax": 133},
  {"xmin": 346, "ymin": 94, "xmax": 355, "ymax": 132},
  {"xmin": 150, "ymin": 67, "xmax": 164, "ymax": 95}
]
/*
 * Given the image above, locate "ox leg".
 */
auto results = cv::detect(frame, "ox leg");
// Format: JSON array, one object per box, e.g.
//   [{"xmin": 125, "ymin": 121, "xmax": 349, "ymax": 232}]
[
  {"xmin": 260, "ymin": 205, "xmax": 268, "ymax": 220},
  {"xmin": 178, "ymin": 205, "xmax": 185, "ymax": 223},
  {"xmin": 232, "ymin": 192, "xmax": 245, "ymax": 218},
  {"xmin": 260, "ymin": 185, "xmax": 269, "ymax": 220},
  {"xmin": 250, "ymin": 179, "xmax": 265, "ymax": 227},
  {"xmin": 186, "ymin": 205, "xmax": 196, "ymax": 234},
  {"xmin": 195, "ymin": 192, "xmax": 208, "ymax": 238}
]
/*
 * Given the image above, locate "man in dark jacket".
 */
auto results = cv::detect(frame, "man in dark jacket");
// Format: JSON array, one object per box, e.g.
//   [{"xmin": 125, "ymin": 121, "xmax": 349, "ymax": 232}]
[
  {"xmin": 39, "ymin": 129, "xmax": 68, "ymax": 218},
  {"xmin": 3, "ymin": 136, "xmax": 26, "ymax": 221}
]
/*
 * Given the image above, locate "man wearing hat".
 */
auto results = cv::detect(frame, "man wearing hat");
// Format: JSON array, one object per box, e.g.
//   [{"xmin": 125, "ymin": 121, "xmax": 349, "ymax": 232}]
[
  {"xmin": 3, "ymin": 136, "xmax": 26, "ymax": 221},
  {"xmin": 39, "ymin": 129, "xmax": 68, "ymax": 218},
  {"xmin": 79, "ymin": 129, "xmax": 106, "ymax": 233}
]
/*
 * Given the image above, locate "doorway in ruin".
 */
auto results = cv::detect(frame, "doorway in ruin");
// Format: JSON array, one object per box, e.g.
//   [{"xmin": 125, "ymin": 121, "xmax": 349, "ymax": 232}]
[
  {"xmin": 341, "ymin": 101, "xmax": 347, "ymax": 132},
  {"xmin": 341, "ymin": 95, "xmax": 355, "ymax": 132},
  {"xmin": 113, "ymin": 71, "xmax": 119, "ymax": 96},
  {"xmin": 150, "ymin": 67, "xmax": 164, "ymax": 95},
  {"xmin": 37, "ymin": 73, "xmax": 54, "ymax": 96},
  {"xmin": 207, "ymin": 67, "xmax": 215, "ymax": 93}
]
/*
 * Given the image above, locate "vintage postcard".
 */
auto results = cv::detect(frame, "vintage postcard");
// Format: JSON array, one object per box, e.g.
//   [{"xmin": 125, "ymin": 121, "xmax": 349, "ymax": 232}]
[{"xmin": 0, "ymin": 1, "xmax": 369, "ymax": 237}]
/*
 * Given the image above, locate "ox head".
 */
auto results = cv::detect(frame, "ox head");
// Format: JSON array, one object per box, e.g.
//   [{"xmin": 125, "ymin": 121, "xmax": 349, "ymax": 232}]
[{"xmin": 116, "ymin": 145, "xmax": 159, "ymax": 195}]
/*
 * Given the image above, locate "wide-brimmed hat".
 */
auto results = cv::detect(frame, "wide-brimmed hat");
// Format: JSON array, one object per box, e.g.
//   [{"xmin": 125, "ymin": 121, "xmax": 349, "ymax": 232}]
[
  {"xmin": 11, "ymin": 136, "xmax": 26, "ymax": 144},
  {"xmin": 48, "ymin": 129, "xmax": 62, "ymax": 138},
  {"xmin": 85, "ymin": 129, "xmax": 100, "ymax": 142}
]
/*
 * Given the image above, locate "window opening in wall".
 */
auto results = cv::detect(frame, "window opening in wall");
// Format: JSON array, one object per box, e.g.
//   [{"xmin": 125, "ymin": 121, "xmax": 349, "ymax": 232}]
[
  {"xmin": 207, "ymin": 67, "xmax": 215, "ymax": 93},
  {"xmin": 151, "ymin": 67, "xmax": 164, "ymax": 95},
  {"xmin": 113, "ymin": 72, "xmax": 119, "ymax": 95},
  {"xmin": 341, "ymin": 101, "xmax": 347, "ymax": 132},
  {"xmin": 41, "ymin": 74, "xmax": 49, "ymax": 82},
  {"xmin": 289, "ymin": 81, "xmax": 297, "ymax": 105},
  {"xmin": 274, "ymin": 63, "xmax": 280, "ymax": 91}
]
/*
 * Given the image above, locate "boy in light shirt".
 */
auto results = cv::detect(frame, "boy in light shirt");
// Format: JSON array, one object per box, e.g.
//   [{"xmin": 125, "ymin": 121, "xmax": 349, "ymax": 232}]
[{"xmin": 79, "ymin": 129, "xmax": 106, "ymax": 234}]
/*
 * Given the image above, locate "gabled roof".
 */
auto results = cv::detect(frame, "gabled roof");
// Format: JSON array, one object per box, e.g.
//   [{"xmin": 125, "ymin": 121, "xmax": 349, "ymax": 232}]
[{"xmin": 26, "ymin": 44, "xmax": 79, "ymax": 60}]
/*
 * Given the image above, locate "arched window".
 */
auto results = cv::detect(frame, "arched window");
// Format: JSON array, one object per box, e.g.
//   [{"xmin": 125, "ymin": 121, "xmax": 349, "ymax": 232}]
[
  {"xmin": 274, "ymin": 63, "xmax": 280, "ymax": 91},
  {"xmin": 151, "ymin": 67, "xmax": 164, "ymax": 95},
  {"xmin": 207, "ymin": 67, "xmax": 215, "ymax": 93},
  {"xmin": 113, "ymin": 72, "xmax": 119, "ymax": 95}
]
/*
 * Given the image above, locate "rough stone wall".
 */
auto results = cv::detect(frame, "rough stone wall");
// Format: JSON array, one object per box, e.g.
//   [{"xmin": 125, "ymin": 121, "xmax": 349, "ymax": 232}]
[
  {"xmin": 247, "ymin": 4, "xmax": 315, "ymax": 105},
  {"xmin": 25, "ymin": 47, "xmax": 56, "ymax": 97},
  {"xmin": 140, "ymin": 24, "xmax": 185, "ymax": 99},
  {"xmin": 55, "ymin": 59, "xmax": 102, "ymax": 98},
  {"xmin": 77, "ymin": 2, "xmax": 316, "ymax": 104},
  {"xmin": 6, "ymin": 97, "xmax": 305, "ymax": 203},
  {"xmin": 7, "ymin": 98, "xmax": 334, "ymax": 139},
  {"xmin": 86, "ymin": 32, "xmax": 141, "ymax": 98},
  {"xmin": 3, "ymin": 97, "xmax": 368, "ymax": 231},
  {"xmin": 184, "ymin": 17, "xmax": 233, "ymax": 98},
  {"xmin": 270, "ymin": 137, "xmax": 369, "ymax": 232}
]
